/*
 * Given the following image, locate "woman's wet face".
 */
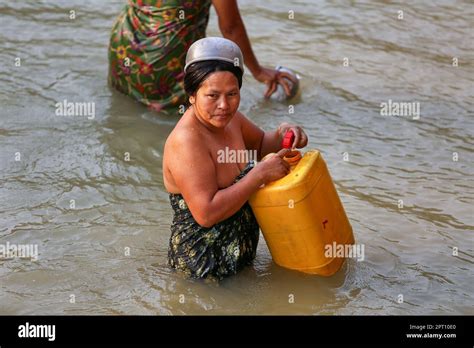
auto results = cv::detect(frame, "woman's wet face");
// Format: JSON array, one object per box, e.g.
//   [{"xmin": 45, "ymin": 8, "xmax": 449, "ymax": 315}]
[{"xmin": 191, "ymin": 71, "xmax": 240, "ymax": 129}]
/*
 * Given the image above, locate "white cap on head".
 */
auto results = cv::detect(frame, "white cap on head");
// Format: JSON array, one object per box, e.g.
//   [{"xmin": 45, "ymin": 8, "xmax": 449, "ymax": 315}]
[{"xmin": 184, "ymin": 37, "xmax": 244, "ymax": 73}]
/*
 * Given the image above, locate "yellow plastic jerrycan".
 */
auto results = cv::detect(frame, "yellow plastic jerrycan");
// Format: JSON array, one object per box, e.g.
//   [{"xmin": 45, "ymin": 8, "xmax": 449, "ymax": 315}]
[{"xmin": 249, "ymin": 137, "xmax": 354, "ymax": 276}]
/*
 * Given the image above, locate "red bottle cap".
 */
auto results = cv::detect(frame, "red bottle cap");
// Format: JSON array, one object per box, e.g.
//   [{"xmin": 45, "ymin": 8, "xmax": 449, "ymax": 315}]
[{"xmin": 282, "ymin": 130, "xmax": 295, "ymax": 149}]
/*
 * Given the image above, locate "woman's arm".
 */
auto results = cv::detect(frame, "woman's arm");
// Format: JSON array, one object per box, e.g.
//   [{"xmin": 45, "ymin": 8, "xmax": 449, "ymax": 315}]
[
  {"xmin": 166, "ymin": 128, "xmax": 289, "ymax": 227},
  {"xmin": 211, "ymin": 0, "xmax": 261, "ymax": 76},
  {"xmin": 212, "ymin": 0, "xmax": 298, "ymax": 98}
]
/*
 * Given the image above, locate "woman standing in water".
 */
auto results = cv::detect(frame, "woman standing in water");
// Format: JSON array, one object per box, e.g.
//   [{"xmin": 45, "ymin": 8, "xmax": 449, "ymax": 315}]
[
  {"xmin": 163, "ymin": 38, "xmax": 308, "ymax": 279},
  {"xmin": 109, "ymin": 0, "xmax": 297, "ymax": 112}
]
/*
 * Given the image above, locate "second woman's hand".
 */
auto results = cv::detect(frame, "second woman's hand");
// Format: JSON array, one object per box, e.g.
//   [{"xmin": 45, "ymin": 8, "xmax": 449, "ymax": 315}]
[{"xmin": 253, "ymin": 66, "xmax": 298, "ymax": 98}]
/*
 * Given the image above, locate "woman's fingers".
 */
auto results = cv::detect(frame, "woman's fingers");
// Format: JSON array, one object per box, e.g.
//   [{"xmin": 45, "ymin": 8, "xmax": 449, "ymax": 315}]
[
  {"xmin": 278, "ymin": 71, "xmax": 298, "ymax": 84},
  {"xmin": 289, "ymin": 126, "xmax": 308, "ymax": 148},
  {"xmin": 276, "ymin": 148, "xmax": 291, "ymax": 158},
  {"xmin": 290, "ymin": 127, "xmax": 300, "ymax": 149},
  {"xmin": 278, "ymin": 76, "xmax": 292, "ymax": 96},
  {"xmin": 276, "ymin": 148, "xmax": 290, "ymax": 172},
  {"xmin": 278, "ymin": 123, "xmax": 308, "ymax": 149},
  {"xmin": 301, "ymin": 131, "xmax": 308, "ymax": 147},
  {"xmin": 285, "ymin": 126, "xmax": 301, "ymax": 150},
  {"xmin": 278, "ymin": 71, "xmax": 298, "ymax": 97},
  {"xmin": 277, "ymin": 72, "xmax": 298, "ymax": 97},
  {"xmin": 256, "ymin": 67, "xmax": 298, "ymax": 98},
  {"xmin": 264, "ymin": 81, "xmax": 278, "ymax": 98}
]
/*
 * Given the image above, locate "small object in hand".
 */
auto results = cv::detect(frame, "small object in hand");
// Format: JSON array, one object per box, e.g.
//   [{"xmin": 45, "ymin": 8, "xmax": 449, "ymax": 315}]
[
  {"xmin": 275, "ymin": 66, "xmax": 300, "ymax": 100},
  {"xmin": 282, "ymin": 130, "xmax": 295, "ymax": 149}
]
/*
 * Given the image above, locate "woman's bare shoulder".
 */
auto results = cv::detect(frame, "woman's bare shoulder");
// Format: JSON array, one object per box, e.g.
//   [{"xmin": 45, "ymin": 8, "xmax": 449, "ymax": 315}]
[
  {"xmin": 232, "ymin": 110, "xmax": 250, "ymax": 129},
  {"xmin": 166, "ymin": 114, "xmax": 202, "ymax": 149},
  {"xmin": 234, "ymin": 110, "xmax": 247, "ymax": 121}
]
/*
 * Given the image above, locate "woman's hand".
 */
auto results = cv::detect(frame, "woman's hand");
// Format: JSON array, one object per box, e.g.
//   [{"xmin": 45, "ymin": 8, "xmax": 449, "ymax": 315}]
[
  {"xmin": 254, "ymin": 148, "xmax": 291, "ymax": 185},
  {"xmin": 277, "ymin": 122, "xmax": 308, "ymax": 149},
  {"xmin": 253, "ymin": 66, "xmax": 299, "ymax": 98}
]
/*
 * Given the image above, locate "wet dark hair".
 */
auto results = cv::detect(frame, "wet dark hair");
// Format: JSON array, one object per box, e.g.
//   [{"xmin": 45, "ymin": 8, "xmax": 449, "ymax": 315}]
[{"xmin": 184, "ymin": 60, "xmax": 243, "ymax": 97}]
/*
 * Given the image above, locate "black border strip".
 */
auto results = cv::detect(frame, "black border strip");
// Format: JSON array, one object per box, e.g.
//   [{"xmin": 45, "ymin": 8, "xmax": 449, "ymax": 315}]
[{"xmin": 0, "ymin": 315, "xmax": 472, "ymax": 346}]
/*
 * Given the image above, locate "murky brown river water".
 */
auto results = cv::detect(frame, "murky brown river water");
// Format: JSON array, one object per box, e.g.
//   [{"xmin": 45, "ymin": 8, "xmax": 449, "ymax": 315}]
[{"xmin": 0, "ymin": 0, "xmax": 473, "ymax": 315}]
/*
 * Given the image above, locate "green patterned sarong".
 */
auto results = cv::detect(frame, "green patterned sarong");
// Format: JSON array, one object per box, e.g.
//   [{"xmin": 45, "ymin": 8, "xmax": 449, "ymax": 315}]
[
  {"xmin": 168, "ymin": 162, "xmax": 260, "ymax": 280},
  {"xmin": 108, "ymin": 0, "xmax": 211, "ymax": 112}
]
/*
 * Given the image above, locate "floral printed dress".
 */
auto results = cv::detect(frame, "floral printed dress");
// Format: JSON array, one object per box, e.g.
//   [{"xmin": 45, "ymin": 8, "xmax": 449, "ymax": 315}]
[
  {"xmin": 108, "ymin": 0, "xmax": 211, "ymax": 112},
  {"xmin": 168, "ymin": 162, "xmax": 260, "ymax": 280}
]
